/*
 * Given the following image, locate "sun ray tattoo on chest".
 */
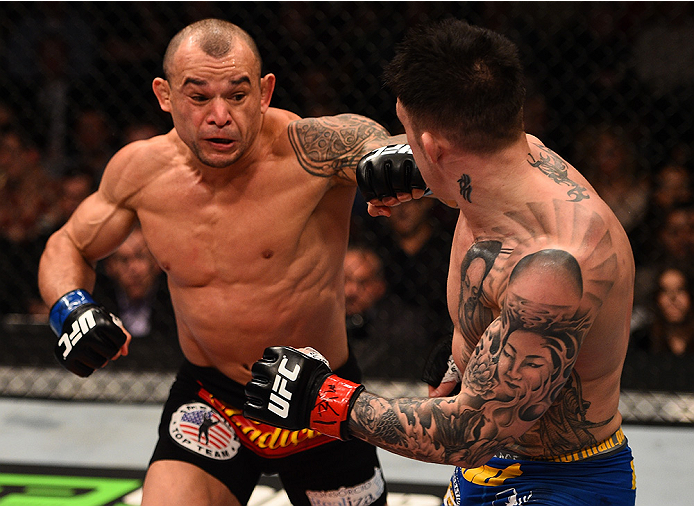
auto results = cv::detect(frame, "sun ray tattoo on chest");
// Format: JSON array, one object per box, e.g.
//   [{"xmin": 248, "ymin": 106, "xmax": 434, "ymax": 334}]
[
  {"xmin": 458, "ymin": 200, "xmax": 619, "ymax": 457},
  {"xmin": 349, "ymin": 201, "xmax": 620, "ymax": 465},
  {"xmin": 528, "ymin": 143, "xmax": 589, "ymax": 202},
  {"xmin": 288, "ymin": 114, "xmax": 389, "ymax": 182}
]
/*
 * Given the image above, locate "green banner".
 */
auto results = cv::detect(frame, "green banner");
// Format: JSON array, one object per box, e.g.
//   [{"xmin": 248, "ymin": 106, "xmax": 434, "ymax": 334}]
[{"xmin": 0, "ymin": 473, "xmax": 142, "ymax": 506}]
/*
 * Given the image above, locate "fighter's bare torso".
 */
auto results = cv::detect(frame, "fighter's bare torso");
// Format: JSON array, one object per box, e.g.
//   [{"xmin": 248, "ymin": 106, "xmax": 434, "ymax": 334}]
[
  {"xmin": 86, "ymin": 108, "xmax": 391, "ymax": 383},
  {"xmin": 448, "ymin": 136, "xmax": 633, "ymax": 458}
]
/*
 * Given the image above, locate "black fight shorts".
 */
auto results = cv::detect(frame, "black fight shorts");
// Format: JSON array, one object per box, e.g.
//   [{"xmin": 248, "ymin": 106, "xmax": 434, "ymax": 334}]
[{"xmin": 150, "ymin": 352, "xmax": 387, "ymax": 506}]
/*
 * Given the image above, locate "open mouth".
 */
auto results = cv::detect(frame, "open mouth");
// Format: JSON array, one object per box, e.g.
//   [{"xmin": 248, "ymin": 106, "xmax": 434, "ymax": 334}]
[{"xmin": 207, "ymin": 138, "xmax": 234, "ymax": 146}]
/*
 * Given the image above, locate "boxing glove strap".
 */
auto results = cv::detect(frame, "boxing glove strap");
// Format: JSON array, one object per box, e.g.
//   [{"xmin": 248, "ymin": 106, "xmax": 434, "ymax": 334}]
[
  {"xmin": 49, "ymin": 289, "xmax": 95, "ymax": 335},
  {"xmin": 309, "ymin": 374, "xmax": 365, "ymax": 440}
]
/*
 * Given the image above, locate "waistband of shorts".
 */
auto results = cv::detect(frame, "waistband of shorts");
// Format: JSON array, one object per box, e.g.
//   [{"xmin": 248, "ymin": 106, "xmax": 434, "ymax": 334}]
[{"xmin": 493, "ymin": 427, "xmax": 628, "ymax": 463}]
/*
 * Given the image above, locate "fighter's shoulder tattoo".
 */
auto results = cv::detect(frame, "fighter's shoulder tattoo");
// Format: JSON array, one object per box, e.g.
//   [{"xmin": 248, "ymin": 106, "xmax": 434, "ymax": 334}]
[
  {"xmin": 528, "ymin": 142, "xmax": 589, "ymax": 202},
  {"xmin": 288, "ymin": 114, "xmax": 389, "ymax": 181},
  {"xmin": 350, "ymin": 237, "xmax": 619, "ymax": 465},
  {"xmin": 458, "ymin": 240, "xmax": 507, "ymax": 343}
]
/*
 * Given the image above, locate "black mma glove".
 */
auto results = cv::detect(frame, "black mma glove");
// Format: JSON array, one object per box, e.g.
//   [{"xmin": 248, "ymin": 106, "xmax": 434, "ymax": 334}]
[
  {"xmin": 244, "ymin": 346, "xmax": 364, "ymax": 440},
  {"xmin": 356, "ymin": 144, "xmax": 428, "ymax": 201},
  {"xmin": 49, "ymin": 289, "xmax": 127, "ymax": 377}
]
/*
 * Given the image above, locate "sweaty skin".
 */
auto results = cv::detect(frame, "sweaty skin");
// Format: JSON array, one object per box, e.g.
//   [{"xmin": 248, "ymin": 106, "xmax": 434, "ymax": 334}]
[
  {"xmin": 38, "ymin": 29, "xmax": 409, "ymax": 506},
  {"xmin": 351, "ymin": 102, "xmax": 634, "ymax": 467},
  {"xmin": 38, "ymin": 40, "xmax": 396, "ymax": 386}
]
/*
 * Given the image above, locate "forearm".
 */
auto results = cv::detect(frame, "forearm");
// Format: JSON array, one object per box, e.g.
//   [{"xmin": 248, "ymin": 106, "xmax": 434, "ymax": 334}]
[
  {"xmin": 245, "ymin": 347, "xmax": 506, "ymax": 467},
  {"xmin": 38, "ymin": 229, "xmax": 97, "ymax": 306},
  {"xmin": 347, "ymin": 391, "xmax": 502, "ymax": 468}
]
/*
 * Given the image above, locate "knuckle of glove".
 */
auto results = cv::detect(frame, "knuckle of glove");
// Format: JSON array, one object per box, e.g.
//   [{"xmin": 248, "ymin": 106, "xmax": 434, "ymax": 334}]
[
  {"xmin": 244, "ymin": 346, "xmax": 330, "ymax": 430},
  {"xmin": 356, "ymin": 145, "xmax": 424, "ymax": 201},
  {"xmin": 91, "ymin": 312, "xmax": 126, "ymax": 351},
  {"xmin": 356, "ymin": 157, "xmax": 377, "ymax": 202},
  {"xmin": 250, "ymin": 361, "xmax": 272, "ymax": 385}
]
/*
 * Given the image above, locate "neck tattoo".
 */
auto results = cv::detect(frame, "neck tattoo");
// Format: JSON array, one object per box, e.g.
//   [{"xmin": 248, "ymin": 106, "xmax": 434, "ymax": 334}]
[{"xmin": 458, "ymin": 174, "xmax": 472, "ymax": 203}]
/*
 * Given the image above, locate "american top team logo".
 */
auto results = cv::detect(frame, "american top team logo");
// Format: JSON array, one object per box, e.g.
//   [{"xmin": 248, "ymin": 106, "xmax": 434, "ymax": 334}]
[{"xmin": 169, "ymin": 402, "xmax": 240, "ymax": 460}]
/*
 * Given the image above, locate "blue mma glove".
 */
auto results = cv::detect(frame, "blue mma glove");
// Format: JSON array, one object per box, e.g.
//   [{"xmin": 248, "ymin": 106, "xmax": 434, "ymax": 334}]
[{"xmin": 49, "ymin": 289, "xmax": 127, "ymax": 377}]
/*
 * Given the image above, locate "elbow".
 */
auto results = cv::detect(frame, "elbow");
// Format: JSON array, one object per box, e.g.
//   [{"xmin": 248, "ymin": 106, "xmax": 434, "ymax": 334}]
[
  {"xmin": 39, "ymin": 229, "xmax": 71, "ymax": 270},
  {"xmin": 446, "ymin": 446, "xmax": 501, "ymax": 469}
]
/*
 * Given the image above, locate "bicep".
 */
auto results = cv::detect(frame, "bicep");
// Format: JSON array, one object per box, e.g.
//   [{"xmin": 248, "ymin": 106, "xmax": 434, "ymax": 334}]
[
  {"xmin": 38, "ymin": 191, "xmax": 136, "ymax": 305},
  {"xmin": 65, "ymin": 191, "xmax": 137, "ymax": 263},
  {"xmin": 288, "ymin": 114, "xmax": 390, "ymax": 184},
  {"xmin": 459, "ymin": 249, "xmax": 596, "ymax": 438}
]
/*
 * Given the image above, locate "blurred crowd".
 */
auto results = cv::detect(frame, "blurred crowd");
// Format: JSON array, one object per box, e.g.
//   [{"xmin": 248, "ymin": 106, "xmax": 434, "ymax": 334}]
[{"xmin": 1, "ymin": 2, "xmax": 694, "ymax": 379}]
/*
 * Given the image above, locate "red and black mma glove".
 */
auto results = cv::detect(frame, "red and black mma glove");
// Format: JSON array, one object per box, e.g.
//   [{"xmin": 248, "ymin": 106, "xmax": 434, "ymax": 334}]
[
  {"xmin": 356, "ymin": 144, "xmax": 428, "ymax": 201},
  {"xmin": 49, "ymin": 289, "xmax": 127, "ymax": 378},
  {"xmin": 244, "ymin": 346, "xmax": 365, "ymax": 440}
]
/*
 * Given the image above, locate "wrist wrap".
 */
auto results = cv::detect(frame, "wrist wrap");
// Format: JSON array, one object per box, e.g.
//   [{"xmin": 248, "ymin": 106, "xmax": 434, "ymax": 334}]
[
  {"xmin": 49, "ymin": 289, "xmax": 95, "ymax": 335},
  {"xmin": 309, "ymin": 374, "xmax": 365, "ymax": 440}
]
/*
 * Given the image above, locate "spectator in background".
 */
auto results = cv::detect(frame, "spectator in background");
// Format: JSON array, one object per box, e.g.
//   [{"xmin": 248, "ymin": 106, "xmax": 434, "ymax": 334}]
[
  {"xmin": 39, "ymin": 167, "xmax": 96, "ymax": 238},
  {"xmin": 371, "ymin": 197, "xmax": 453, "ymax": 340},
  {"xmin": 578, "ymin": 123, "xmax": 651, "ymax": 237},
  {"xmin": 656, "ymin": 206, "xmax": 694, "ymax": 266},
  {"xmin": 93, "ymin": 226, "xmax": 181, "ymax": 370},
  {"xmin": 5, "ymin": 3, "xmax": 98, "ymax": 177},
  {"xmin": 19, "ymin": 167, "xmax": 97, "ymax": 316},
  {"xmin": 0, "ymin": 130, "xmax": 57, "ymax": 244},
  {"xmin": 650, "ymin": 164, "xmax": 692, "ymax": 219},
  {"xmin": 632, "ymin": 266, "xmax": 694, "ymax": 355},
  {"xmin": 34, "ymin": 33, "xmax": 74, "ymax": 177},
  {"xmin": 634, "ymin": 204, "xmax": 694, "ymax": 310},
  {"xmin": 71, "ymin": 108, "xmax": 117, "ymax": 184},
  {"xmin": 344, "ymin": 244, "xmax": 441, "ymax": 381},
  {"xmin": 633, "ymin": 163, "xmax": 693, "ymax": 266},
  {"xmin": 0, "ymin": 129, "xmax": 57, "ymax": 314},
  {"xmin": 122, "ymin": 121, "xmax": 162, "ymax": 145}
]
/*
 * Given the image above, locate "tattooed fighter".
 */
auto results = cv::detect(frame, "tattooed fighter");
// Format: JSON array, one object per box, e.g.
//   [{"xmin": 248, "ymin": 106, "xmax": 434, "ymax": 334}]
[
  {"xmin": 38, "ymin": 19, "xmax": 428, "ymax": 506},
  {"xmin": 246, "ymin": 19, "xmax": 637, "ymax": 506}
]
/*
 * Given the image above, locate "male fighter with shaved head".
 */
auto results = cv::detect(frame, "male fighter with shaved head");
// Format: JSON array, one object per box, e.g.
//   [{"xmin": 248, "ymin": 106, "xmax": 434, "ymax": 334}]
[{"xmin": 39, "ymin": 18, "xmax": 426, "ymax": 506}]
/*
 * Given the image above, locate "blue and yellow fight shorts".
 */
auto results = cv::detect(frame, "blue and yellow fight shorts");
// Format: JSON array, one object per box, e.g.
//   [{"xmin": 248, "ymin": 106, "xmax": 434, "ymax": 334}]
[{"xmin": 443, "ymin": 428, "xmax": 636, "ymax": 505}]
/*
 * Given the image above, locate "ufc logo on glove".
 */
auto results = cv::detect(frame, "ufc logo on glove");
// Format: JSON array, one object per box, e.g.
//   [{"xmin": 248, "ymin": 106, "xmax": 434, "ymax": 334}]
[
  {"xmin": 365, "ymin": 144, "xmax": 412, "ymax": 158},
  {"xmin": 49, "ymin": 289, "xmax": 128, "ymax": 377},
  {"xmin": 244, "ymin": 346, "xmax": 365, "ymax": 440},
  {"xmin": 57, "ymin": 309, "xmax": 97, "ymax": 358},
  {"xmin": 268, "ymin": 356, "xmax": 301, "ymax": 418}
]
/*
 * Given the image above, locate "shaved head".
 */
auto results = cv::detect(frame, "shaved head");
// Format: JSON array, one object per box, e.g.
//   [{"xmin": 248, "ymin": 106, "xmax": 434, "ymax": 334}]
[{"xmin": 162, "ymin": 19, "xmax": 262, "ymax": 80}]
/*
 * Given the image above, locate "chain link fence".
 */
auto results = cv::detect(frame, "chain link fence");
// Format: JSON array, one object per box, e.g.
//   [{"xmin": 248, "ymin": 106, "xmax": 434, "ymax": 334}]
[{"xmin": 1, "ymin": 2, "xmax": 694, "ymax": 424}]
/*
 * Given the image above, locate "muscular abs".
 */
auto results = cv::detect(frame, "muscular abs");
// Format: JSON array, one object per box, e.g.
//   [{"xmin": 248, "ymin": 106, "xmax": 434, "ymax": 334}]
[{"xmin": 138, "ymin": 113, "xmax": 391, "ymax": 382}]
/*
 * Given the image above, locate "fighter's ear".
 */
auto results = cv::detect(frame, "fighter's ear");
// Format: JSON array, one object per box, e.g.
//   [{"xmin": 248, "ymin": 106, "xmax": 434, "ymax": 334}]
[
  {"xmin": 259, "ymin": 73, "xmax": 276, "ymax": 113},
  {"xmin": 421, "ymin": 131, "xmax": 449, "ymax": 165},
  {"xmin": 152, "ymin": 78, "xmax": 172, "ymax": 113}
]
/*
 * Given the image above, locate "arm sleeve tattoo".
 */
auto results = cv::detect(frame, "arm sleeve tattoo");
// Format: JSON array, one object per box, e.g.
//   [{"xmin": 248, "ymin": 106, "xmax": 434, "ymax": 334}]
[
  {"xmin": 288, "ymin": 114, "xmax": 389, "ymax": 182},
  {"xmin": 349, "ymin": 243, "xmax": 616, "ymax": 467}
]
